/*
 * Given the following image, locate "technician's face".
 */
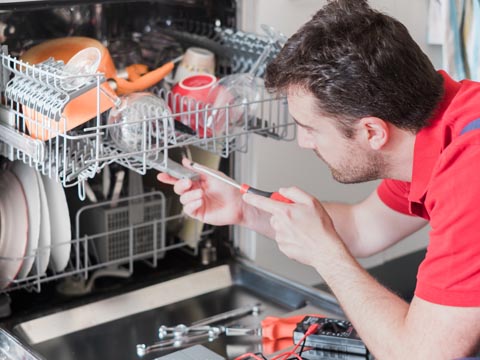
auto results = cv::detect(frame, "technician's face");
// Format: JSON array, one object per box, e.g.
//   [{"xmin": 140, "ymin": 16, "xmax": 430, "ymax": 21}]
[{"xmin": 287, "ymin": 88, "xmax": 385, "ymax": 184}]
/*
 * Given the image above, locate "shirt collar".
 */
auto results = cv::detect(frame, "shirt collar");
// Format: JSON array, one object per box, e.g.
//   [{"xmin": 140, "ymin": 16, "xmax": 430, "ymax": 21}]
[{"xmin": 408, "ymin": 71, "xmax": 461, "ymax": 203}]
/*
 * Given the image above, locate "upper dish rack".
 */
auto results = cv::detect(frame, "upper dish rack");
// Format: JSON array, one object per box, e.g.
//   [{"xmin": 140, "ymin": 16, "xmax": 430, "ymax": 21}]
[{"xmin": 0, "ymin": 26, "xmax": 295, "ymax": 199}]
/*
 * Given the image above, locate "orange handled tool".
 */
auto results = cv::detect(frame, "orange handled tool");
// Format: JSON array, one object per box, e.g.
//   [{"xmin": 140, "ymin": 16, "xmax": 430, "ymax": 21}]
[{"xmin": 190, "ymin": 162, "xmax": 294, "ymax": 204}]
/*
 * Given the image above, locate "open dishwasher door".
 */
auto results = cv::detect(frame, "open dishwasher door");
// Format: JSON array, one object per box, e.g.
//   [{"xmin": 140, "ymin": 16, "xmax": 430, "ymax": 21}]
[{"xmin": 7, "ymin": 259, "xmax": 342, "ymax": 360}]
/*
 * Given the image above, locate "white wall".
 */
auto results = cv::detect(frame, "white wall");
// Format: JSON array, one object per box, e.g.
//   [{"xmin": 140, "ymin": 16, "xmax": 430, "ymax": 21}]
[{"xmin": 236, "ymin": 0, "xmax": 440, "ymax": 285}]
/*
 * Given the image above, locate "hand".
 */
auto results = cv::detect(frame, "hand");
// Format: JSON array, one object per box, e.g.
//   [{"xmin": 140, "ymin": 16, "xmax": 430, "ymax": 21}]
[
  {"xmin": 243, "ymin": 187, "xmax": 346, "ymax": 267},
  {"xmin": 157, "ymin": 158, "xmax": 244, "ymax": 226}
]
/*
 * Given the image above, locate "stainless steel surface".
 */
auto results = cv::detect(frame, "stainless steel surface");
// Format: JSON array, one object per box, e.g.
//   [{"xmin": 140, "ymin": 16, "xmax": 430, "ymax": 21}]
[
  {"xmin": 0, "ymin": 329, "xmax": 43, "ymax": 360},
  {"xmin": 152, "ymin": 345, "xmax": 225, "ymax": 360},
  {"xmin": 138, "ymin": 303, "xmax": 263, "ymax": 356},
  {"xmin": 9, "ymin": 261, "xmax": 342, "ymax": 360},
  {"xmin": 190, "ymin": 302, "xmax": 261, "ymax": 328}
]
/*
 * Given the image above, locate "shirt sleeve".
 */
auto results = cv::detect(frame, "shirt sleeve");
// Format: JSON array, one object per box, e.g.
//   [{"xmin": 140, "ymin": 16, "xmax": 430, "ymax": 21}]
[
  {"xmin": 415, "ymin": 141, "xmax": 480, "ymax": 306},
  {"xmin": 376, "ymin": 179, "xmax": 412, "ymax": 215}
]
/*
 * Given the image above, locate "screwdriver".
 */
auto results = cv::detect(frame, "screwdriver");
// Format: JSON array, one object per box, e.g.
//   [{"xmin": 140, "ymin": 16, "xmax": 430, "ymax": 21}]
[{"xmin": 190, "ymin": 162, "xmax": 294, "ymax": 204}]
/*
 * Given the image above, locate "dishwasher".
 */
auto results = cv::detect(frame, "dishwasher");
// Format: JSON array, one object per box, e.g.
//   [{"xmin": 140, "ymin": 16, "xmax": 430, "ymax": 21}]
[{"xmin": 0, "ymin": 1, "xmax": 344, "ymax": 359}]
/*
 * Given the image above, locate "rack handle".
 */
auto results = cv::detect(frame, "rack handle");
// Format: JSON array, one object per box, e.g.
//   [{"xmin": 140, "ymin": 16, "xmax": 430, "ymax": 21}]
[{"xmin": 0, "ymin": 122, "xmax": 45, "ymax": 163}]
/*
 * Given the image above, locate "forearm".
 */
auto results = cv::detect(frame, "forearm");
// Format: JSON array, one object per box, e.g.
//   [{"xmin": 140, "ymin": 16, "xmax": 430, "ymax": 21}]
[
  {"xmin": 323, "ymin": 202, "xmax": 362, "ymax": 254},
  {"xmin": 313, "ymin": 242, "xmax": 414, "ymax": 359},
  {"xmin": 323, "ymin": 193, "xmax": 428, "ymax": 257}
]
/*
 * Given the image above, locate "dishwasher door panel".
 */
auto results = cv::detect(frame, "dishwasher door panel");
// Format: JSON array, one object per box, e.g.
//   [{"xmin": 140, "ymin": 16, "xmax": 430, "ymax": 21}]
[{"xmin": 10, "ymin": 261, "xmax": 342, "ymax": 359}]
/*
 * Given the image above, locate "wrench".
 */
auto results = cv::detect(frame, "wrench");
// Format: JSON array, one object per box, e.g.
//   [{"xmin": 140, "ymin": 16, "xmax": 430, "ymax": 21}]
[
  {"xmin": 136, "ymin": 303, "xmax": 262, "ymax": 357},
  {"xmin": 157, "ymin": 302, "xmax": 262, "ymax": 339}
]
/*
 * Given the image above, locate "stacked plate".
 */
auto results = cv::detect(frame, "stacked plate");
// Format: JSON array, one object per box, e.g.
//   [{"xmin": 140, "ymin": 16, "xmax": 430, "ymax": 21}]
[{"xmin": 0, "ymin": 162, "xmax": 71, "ymax": 289}]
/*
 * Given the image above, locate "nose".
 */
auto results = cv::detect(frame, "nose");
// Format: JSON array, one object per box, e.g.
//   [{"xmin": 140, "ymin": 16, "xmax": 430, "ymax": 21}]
[{"xmin": 296, "ymin": 127, "xmax": 314, "ymax": 149}]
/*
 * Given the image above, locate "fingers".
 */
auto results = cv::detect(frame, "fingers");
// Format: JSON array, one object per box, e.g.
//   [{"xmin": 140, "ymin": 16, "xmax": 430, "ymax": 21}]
[
  {"xmin": 278, "ymin": 186, "xmax": 314, "ymax": 204},
  {"xmin": 173, "ymin": 178, "xmax": 193, "ymax": 195},
  {"xmin": 157, "ymin": 159, "xmax": 196, "ymax": 185},
  {"xmin": 179, "ymin": 188, "xmax": 203, "ymax": 205},
  {"xmin": 157, "ymin": 172, "xmax": 179, "ymax": 185},
  {"xmin": 182, "ymin": 157, "xmax": 194, "ymax": 169},
  {"xmin": 244, "ymin": 187, "xmax": 319, "ymax": 217},
  {"xmin": 243, "ymin": 192, "xmax": 282, "ymax": 214},
  {"xmin": 184, "ymin": 198, "xmax": 203, "ymax": 216}
]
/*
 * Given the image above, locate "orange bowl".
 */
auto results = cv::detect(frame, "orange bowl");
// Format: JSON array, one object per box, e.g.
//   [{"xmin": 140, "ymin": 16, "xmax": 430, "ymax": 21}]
[
  {"xmin": 23, "ymin": 84, "xmax": 116, "ymax": 141},
  {"xmin": 20, "ymin": 37, "xmax": 117, "ymax": 140},
  {"xmin": 21, "ymin": 37, "xmax": 116, "ymax": 78}
]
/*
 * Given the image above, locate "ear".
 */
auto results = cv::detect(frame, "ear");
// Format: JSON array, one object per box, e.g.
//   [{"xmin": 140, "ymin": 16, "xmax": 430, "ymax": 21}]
[{"xmin": 358, "ymin": 117, "xmax": 389, "ymax": 150}]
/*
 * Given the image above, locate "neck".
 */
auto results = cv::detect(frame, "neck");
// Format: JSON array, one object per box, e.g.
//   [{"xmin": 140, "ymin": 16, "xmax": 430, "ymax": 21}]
[{"xmin": 383, "ymin": 127, "xmax": 416, "ymax": 182}]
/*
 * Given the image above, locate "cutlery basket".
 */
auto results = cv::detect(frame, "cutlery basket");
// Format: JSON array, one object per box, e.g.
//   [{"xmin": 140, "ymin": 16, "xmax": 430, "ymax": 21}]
[{"xmin": 77, "ymin": 192, "xmax": 166, "ymax": 265}]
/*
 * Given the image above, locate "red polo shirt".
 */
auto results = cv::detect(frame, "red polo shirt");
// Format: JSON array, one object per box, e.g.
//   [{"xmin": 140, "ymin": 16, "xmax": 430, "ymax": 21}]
[{"xmin": 377, "ymin": 71, "xmax": 480, "ymax": 306}]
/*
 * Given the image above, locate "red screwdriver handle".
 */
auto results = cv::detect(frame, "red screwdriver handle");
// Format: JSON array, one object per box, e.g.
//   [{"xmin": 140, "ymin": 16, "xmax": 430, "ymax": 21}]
[
  {"xmin": 240, "ymin": 184, "xmax": 294, "ymax": 204},
  {"xmin": 270, "ymin": 192, "xmax": 294, "ymax": 204}
]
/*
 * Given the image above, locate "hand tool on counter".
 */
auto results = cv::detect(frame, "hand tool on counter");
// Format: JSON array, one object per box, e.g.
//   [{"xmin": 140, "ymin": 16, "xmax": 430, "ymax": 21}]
[
  {"xmin": 136, "ymin": 303, "xmax": 263, "ymax": 357},
  {"xmin": 136, "ymin": 312, "xmax": 325, "ymax": 358},
  {"xmin": 137, "ymin": 325, "xmax": 261, "ymax": 356},
  {"xmin": 158, "ymin": 303, "xmax": 262, "ymax": 340},
  {"xmin": 190, "ymin": 162, "xmax": 294, "ymax": 204}
]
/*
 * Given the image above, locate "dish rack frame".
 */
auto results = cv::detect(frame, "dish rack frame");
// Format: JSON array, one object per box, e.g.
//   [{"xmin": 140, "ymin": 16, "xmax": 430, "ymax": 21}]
[
  {"xmin": 0, "ymin": 24, "xmax": 296, "ymax": 294},
  {"xmin": 0, "ymin": 25, "xmax": 295, "ymax": 199}
]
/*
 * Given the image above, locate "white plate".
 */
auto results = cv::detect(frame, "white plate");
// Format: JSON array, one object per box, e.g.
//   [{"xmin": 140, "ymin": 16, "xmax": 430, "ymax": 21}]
[
  {"xmin": 41, "ymin": 174, "xmax": 71, "ymax": 272},
  {"xmin": 30, "ymin": 170, "xmax": 51, "ymax": 276},
  {"xmin": 11, "ymin": 162, "xmax": 40, "ymax": 279},
  {"xmin": 0, "ymin": 170, "xmax": 28, "ymax": 289}
]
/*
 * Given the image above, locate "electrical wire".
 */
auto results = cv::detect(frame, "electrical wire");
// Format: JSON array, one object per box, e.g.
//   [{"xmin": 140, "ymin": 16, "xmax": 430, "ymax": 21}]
[
  {"xmin": 234, "ymin": 323, "xmax": 319, "ymax": 360},
  {"xmin": 298, "ymin": 337, "xmax": 307, "ymax": 357},
  {"xmin": 270, "ymin": 323, "xmax": 319, "ymax": 360},
  {"xmin": 234, "ymin": 352, "xmax": 266, "ymax": 360}
]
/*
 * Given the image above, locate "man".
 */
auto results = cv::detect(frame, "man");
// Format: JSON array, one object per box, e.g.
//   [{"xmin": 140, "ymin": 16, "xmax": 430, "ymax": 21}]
[{"xmin": 158, "ymin": 0, "xmax": 480, "ymax": 358}]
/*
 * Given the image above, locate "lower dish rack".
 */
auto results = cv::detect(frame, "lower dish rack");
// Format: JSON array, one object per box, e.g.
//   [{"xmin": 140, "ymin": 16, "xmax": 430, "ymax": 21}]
[{"xmin": 0, "ymin": 190, "xmax": 204, "ymax": 294}]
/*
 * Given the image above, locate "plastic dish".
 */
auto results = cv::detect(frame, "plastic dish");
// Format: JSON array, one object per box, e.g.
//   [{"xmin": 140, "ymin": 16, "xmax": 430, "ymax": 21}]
[
  {"xmin": 61, "ymin": 47, "xmax": 101, "ymax": 91},
  {"xmin": 41, "ymin": 174, "xmax": 71, "ymax": 273},
  {"xmin": 11, "ymin": 162, "xmax": 40, "ymax": 280},
  {"xmin": 0, "ymin": 170, "xmax": 28, "ymax": 289},
  {"xmin": 31, "ymin": 170, "xmax": 51, "ymax": 276}
]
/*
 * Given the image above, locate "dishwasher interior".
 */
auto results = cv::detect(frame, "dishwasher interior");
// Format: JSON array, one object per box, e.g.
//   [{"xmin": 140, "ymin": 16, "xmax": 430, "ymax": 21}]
[{"xmin": 0, "ymin": 1, "xmax": 345, "ymax": 359}]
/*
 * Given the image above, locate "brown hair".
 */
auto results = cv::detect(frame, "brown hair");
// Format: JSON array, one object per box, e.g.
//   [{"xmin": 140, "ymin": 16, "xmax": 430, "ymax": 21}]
[{"xmin": 265, "ymin": 0, "xmax": 444, "ymax": 137}]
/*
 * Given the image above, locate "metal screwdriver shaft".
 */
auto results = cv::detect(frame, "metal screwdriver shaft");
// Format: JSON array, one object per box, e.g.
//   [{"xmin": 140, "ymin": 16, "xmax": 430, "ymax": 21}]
[{"xmin": 190, "ymin": 162, "xmax": 293, "ymax": 204}]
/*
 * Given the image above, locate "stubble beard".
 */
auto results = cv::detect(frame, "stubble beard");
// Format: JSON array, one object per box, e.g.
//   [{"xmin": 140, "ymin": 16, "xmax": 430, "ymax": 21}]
[{"xmin": 314, "ymin": 149, "xmax": 386, "ymax": 184}]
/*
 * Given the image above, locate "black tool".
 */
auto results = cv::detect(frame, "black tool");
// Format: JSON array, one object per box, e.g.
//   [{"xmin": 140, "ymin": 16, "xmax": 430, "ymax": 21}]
[{"xmin": 293, "ymin": 316, "xmax": 368, "ymax": 355}]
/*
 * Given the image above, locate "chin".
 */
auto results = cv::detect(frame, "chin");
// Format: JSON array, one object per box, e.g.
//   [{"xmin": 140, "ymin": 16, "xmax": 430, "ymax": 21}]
[{"xmin": 331, "ymin": 170, "xmax": 380, "ymax": 184}]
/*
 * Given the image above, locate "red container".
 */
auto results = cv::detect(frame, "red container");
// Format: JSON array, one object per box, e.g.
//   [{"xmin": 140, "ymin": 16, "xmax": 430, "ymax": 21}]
[{"xmin": 170, "ymin": 74, "xmax": 217, "ymax": 137}]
